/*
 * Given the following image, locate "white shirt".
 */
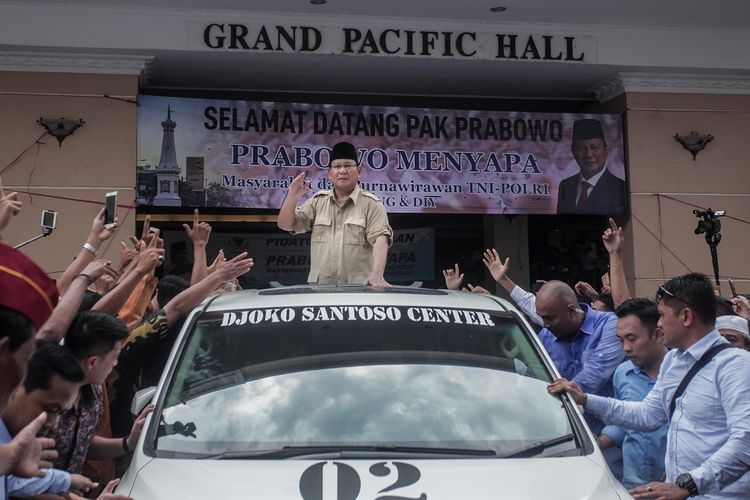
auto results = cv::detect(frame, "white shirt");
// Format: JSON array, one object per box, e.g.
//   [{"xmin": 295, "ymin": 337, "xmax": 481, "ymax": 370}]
[
  {"xmin": 587, "ymin": 331, "xmax": 750, "ymax": 498},
  {"xmin": 576, "ymin": 166, "xmax": 607, "ymax": 204}
]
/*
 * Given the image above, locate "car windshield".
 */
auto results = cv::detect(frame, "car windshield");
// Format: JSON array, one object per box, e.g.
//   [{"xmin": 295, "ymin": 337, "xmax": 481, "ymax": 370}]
[{"xmin": 155, "ymin": 303, "xmax": 577, "ymax": 458}]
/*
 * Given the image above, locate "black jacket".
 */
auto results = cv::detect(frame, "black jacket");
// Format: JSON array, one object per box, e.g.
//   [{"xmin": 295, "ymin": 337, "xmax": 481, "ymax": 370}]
[{"xmin": 556, "ymin": 168, "xmax": 626, "ymax": 215}]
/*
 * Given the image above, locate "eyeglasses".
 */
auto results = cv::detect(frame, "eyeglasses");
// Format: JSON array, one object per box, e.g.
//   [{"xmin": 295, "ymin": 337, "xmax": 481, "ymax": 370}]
[
  {"xmin": 330, "ymin": 163, "xmax": 358, "ymax": 171},
  {"xmin": 657, "ymin": 286, "xmax": 700, "ymax": 311}
]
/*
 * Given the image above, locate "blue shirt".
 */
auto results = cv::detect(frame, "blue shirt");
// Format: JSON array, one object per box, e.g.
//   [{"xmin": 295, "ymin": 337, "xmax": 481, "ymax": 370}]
[
  {"xmin": 0, "ymin": 419, "xmax": 9, "ymax": 500},
  {"xmin": 538, "ymin": 304, "xmax": 623, "ymax": 433},
  {"xmin": 0, "ymin": 418, "xmax": 71, "ymax": 497},
  {"xmin": 600, "ymin": 360, "xmax": 668, "ymax": 489},
  {"xmin": 587, "ymin": 331, "xmax": 750, "ymax": 498}
]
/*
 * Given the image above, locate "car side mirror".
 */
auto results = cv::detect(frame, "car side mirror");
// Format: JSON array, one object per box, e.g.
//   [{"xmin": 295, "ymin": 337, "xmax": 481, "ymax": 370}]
[{"xmin": 131, "ymin": 386, "xmax": 157, "ymax": 416}]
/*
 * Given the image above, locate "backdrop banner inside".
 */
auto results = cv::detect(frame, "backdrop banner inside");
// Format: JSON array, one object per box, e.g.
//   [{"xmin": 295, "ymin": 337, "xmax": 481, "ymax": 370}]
[{"xmin": 163, "ymin": 227, "xmax": 435, "ymax": 287}]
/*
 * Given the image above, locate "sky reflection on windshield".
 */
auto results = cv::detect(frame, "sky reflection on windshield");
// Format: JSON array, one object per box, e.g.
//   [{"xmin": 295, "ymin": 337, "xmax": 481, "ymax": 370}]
[{"xmin": 159, "ymin": 364, "xmax": 570, "ymax": 454}]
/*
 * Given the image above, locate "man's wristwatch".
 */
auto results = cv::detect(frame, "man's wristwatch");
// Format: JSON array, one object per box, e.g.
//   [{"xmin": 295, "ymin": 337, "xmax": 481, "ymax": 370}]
[{"xmin": 675, "ymin": 473, "xmax": 699, "ymax": 497}]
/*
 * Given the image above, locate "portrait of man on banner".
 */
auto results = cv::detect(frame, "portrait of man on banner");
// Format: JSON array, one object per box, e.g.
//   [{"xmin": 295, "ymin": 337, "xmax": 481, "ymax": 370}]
[{"xmin": 556, "ymin": 118, "xmax": 626, "ymax": 215}]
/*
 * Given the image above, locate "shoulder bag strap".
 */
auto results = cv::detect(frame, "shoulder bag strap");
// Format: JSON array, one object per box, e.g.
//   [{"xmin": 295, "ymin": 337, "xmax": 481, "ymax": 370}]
[{"xmin": 668, "ymin": 343, "xmax": 734, "ymax": 419}]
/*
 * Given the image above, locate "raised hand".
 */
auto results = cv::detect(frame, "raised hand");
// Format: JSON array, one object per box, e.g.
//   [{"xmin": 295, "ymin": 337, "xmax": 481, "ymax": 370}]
[
  {"xmin": 183, "ymin": 209, "xmax": 212, "ymax": 246},
  {"xmin": 602, "ymin": 217, "xmax": 625, "ymax": 254},
  {"xmin": 134, "ymin": 232, "xmax": 165, "ymax": 275},
  {"xmin": 482, "ymin": 248, "xmax": 510, "ymax": 283},
  {"xmin": 442, "ymin": 263, "xmax": 464, "ymax": 290},
  {"xmin": 207, "ymin": 249, "xmax": 225, "ymax": 274},
  {"xmin": 288, "ymin": 172, "xmax": 311, "ymax": 199},
  {"xmin": 0, "ymin": 177, "xmax": 22, "ymax": 234},
  {"xmin": 575, "ymin": 281, "xmax": 599, "ymax": 300},
  {"xmin": 80, "ymin": 258, "xmax": 120, "ymax": 283},
  {"xmin": 215, "ymin": 252, "xmax": 254, "ymax": 281},
  {"xmin": 90, "ymin": 208, "xmax": 119, "ymax": 245},
  {"xmin": 116, "ymin": 241, "xmax": 138, "ymax": 272}
]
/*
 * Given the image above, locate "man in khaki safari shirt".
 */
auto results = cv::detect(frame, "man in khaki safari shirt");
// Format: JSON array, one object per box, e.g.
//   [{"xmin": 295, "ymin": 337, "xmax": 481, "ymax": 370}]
[{"xmin": 277, "ymin": 141, "xmax": 393, "ymax": 286}]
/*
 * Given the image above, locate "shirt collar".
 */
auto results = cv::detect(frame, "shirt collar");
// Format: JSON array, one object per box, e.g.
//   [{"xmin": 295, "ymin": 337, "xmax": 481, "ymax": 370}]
[
  {"xmin": 625, "ymin": 361, "xmax": 649, "ymax": 377},
  {"xmin": 327, "ymin": 185, "xmax": 361, "ymax": 206},
  {"xmin": 578, "ymin": 303, "xmax": 596, "ymax": 336},
  {"xmin": 683, "ymin": 329, "xmax": 727, "ymax": 361},
  {"xmin": 579, "ymin": 165, "xmax": 607, "ymax": 187}
]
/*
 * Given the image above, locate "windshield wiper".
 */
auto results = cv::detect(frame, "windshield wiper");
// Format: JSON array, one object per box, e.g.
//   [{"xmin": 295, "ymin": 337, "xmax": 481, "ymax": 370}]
[
  {"xmin": 197, "ymin": 445, "xmax": 497, "ymax": 460},
  {"xmin": 502, "ymin": 433, "xmax": 577, "ymax": 459}
]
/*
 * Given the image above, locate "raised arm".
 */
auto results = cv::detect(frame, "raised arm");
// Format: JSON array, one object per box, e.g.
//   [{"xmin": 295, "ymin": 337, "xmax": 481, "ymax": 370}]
[
  {"xmin": 183, "ymin": 209, "xmax": 212, "ymax": 285},
  {"xmin": 482, "ymin": 248, "xmax": 516, "ymax": 294},
  {"xmin": 482, "ymin": 248, "xmax": 543, "ymax": 326},
  {"xmin": 36, "ymin": 259, "xmax": 117, "ymax": 342},
  {"xmin": 91, "ymin": 236, "xmax": 163, "ymax": 315},
  {"xmin": 0, "ymin": 177, "xmax": 22, "ymax": 241},
  {"xmin": 603, "ymin": 218, "xmax": 631, "ymax": 308},
  {"xmin": 162, "ymin": 251, "xmax": 255, "ymax": 326},
  {"xmin": 277, "ymin": 172, "xmax": 310, "ymax": 231},
  {"xmin": 575, "ymin": 281, "xmax": 599, "ymax": 301},
  {"xmin": 57, "ymin": 208, "xmax": 118, "ymax": 295}
]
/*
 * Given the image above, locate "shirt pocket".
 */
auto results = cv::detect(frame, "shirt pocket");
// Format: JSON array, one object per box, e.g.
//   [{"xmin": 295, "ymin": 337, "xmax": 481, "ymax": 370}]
[
  {"xmin": 344, "ymin": 216, "xmax": 366, "ymax": 245},
  {"xmin": 312, "ymin": 215, "xmax": 332, "ymax": 243},
  {"xmin": 680, "ymin": 386, "xmax": 721, "ymax": 422}
]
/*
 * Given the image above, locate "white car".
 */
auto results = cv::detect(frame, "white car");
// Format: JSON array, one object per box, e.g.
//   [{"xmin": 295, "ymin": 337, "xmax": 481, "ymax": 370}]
[{"xmin": 118, "ymin": 286, "xmax": 631, "ymax": 499}]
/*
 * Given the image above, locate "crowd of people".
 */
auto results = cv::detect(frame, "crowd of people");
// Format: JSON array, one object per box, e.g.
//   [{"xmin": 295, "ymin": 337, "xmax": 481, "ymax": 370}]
[
  {"xmin": 1, "ymin": 132, "xmax": 749, "ymax": 500},
  {"xmin": 444, "ymin": 218, "xmax": 750, "ymax": 499},
  {"xmin": 0, "ymin": 183, "xmax": 254, "ymax": 499}
]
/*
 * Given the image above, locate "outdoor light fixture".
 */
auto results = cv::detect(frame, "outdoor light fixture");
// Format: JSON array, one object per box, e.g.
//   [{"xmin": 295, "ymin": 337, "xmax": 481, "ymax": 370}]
[
  {"xmin": 674, "ymin": 131, "xmax": 713, "ymax": 161},
  {"xmin": 37, "ymin": 117, "xmax": 85, "ymax": 147}
]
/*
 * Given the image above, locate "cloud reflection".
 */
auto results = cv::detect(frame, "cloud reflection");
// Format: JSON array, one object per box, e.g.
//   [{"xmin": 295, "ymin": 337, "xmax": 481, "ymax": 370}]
[{"xmin": 160, "ymin": 364, "xmax": 570, "ymax": 455}]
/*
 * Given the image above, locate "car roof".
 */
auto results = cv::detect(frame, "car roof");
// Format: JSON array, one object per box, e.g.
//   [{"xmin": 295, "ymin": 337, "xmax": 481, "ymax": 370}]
[{"xmin": 201, "ymin": 285, "xmax": 521, "ymax": 315}]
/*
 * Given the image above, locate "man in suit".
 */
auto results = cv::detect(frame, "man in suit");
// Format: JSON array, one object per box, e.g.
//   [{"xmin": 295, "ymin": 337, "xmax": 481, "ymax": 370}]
[{"xmin": 557, "ymin": 119, "xmax": 626, "ymax": 215}]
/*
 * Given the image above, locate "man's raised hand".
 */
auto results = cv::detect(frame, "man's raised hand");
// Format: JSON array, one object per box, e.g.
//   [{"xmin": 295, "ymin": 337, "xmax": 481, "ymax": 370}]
[
  {"xmin": 442, "ymin": 263, "xmax": 464, "ymax": 290},
  {"xmin": 288, "ymin": 172, "xmax": 311, "ymax": 199},
  {"xmin": 482, "ymin": 248, "xmax": 510, "ymax": 284},
  {"xmin": 602, "ymin": 217, "xmax": 624, "ymax": 254}
]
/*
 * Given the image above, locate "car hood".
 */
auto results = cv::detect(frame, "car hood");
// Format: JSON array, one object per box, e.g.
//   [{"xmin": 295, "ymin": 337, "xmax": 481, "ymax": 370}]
[{"xmin": 121, "ymin": 455, "xmax": 630, "ymax": 499}]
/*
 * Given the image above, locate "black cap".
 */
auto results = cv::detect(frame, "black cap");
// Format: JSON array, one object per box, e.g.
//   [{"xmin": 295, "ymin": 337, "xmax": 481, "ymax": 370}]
[
  {"xmin": 572, "ymin": 119, "xmax": 605, "ymax": 142},
  {"xmin": 329, "ymin": 141, "xmax": 358, "ymax": 164}
]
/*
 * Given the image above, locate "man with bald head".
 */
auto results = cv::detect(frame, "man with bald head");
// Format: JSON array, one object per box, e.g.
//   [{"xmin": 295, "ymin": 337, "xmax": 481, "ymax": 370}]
[{"xmin": 535, "ymin": 280, "xmax": 624, "ymax": 433}]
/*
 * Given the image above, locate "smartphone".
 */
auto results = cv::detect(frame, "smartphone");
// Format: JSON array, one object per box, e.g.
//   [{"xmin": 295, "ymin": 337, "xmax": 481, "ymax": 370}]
[
  {"xmin": 729, "ymin": 279, "xmax": 738, "ymax": 298},
  {"xmin": 40, "ymin": 209, "xmax": 57, "ymax": 230},
  {"xmin": 104, "ymin": 191, "xmax": 118, "ymax": 229},
  {"xmin": 149, "ymin": 227, "xmax": 160, "ymax": 235},
  {"xmin": 601, "ymin": 272, "xmax": 611, "ymax": 288}
]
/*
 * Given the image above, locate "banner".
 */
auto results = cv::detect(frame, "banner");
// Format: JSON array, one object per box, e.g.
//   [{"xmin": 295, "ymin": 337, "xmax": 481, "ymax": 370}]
[
  {"xmin": 138, "ymin": 95, "xmax": 625, "ymax": 215},
  {"xmin": 162, "ymin": 227, "xmax": 435, "ymax": 287}
]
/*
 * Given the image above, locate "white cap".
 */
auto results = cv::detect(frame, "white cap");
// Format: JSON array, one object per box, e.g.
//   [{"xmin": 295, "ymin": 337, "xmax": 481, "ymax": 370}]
[{"xmin": 716, "ymin": 315, "xmax": 750, "ymax": 341}]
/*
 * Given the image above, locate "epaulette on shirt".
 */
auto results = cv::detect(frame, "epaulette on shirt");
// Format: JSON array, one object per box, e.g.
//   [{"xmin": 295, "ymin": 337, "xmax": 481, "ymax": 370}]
[
  {"xmin": 360, "ymin": 190, "xmax": 383, "ymax": 202},
  {"xmin": 313, "ymin": 190, "xmax": 332, "ymax": 198}
]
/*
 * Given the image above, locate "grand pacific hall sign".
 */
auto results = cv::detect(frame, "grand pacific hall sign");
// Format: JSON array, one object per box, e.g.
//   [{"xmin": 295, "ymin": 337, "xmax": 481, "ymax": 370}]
[{"xmin": 193, "ymin": 22, "xmax": 595, "ymax": 62}]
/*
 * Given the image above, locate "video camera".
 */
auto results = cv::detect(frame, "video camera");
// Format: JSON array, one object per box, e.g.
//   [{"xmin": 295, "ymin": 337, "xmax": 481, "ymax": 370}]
[{"xmin": 693, "ymin": 208, "xmax": 724, "ymax": 237}]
